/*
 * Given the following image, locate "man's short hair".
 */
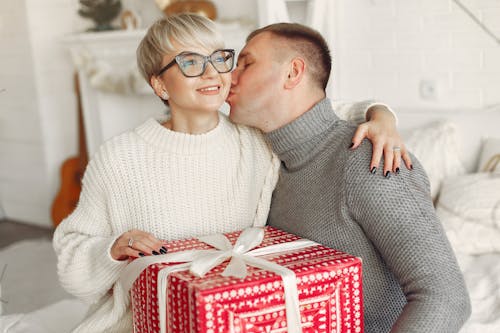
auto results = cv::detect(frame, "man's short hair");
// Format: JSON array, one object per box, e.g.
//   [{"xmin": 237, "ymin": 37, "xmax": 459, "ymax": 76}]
[{"xmin": 247, "ymin": 23, "xmax": 332, "ymax": 90}]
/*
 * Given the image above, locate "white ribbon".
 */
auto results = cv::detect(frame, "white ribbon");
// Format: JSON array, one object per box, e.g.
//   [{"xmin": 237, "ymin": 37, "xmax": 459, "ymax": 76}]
[{"xmin": 119, "ymin": 227, "xmax": 318, "ymax": 333}]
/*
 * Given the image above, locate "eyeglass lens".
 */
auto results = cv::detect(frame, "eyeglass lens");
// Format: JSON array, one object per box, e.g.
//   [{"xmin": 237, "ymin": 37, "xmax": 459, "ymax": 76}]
[{"xmin": 177, "ymin": 49, "xmax": 234, "ymax": 77}]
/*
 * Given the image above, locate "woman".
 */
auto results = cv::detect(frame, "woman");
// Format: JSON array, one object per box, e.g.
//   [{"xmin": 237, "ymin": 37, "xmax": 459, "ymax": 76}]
[{"xmin": 53, "ymin": 13, "xmax": 407, "ymax": 332}]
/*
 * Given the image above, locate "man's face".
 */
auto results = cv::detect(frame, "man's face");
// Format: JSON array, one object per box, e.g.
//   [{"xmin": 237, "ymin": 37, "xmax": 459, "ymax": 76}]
[{"xmin": 226, "ymin": 32, "xmax": 285, "ymax": 130}]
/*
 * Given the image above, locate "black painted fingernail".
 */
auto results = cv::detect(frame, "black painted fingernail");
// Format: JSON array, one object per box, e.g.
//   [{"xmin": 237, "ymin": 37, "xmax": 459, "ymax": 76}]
[
  {"xmin": 349, "ymin": 142, "xmax": 354, "ymax": 149},
  {"xmin": 396, "ymin": 167, "xmax": 400, "ymax": 174},
  {"xmin": 139, "ymin": 252, "xmax": 145, "ymax": 257},
  {"xmin": 385, "ymin": 171, "xmax": 391, "ymax": 179},
  {"xmin": 410, "ymin": 164, "xmax": 414, "ymax": 170},
  {"xmin": 161, "ymin": 246, "xmax": 168, "ymax": 252},
  {"xmin": 159, "ymin": 248, "xmax": 167, "ymax": 254},
  {"xmin": 152, "ymin": 251, "xmax": 160, "ymax": 255},
  {"xmin": 370, "ymin": 167, "xmax": 377, "ymax": 174}
]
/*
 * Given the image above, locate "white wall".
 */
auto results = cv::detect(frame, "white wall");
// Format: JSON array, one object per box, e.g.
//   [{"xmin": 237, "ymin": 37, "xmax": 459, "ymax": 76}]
[
  {"xmin": 0, "ymin": 0, "xmax": 48, "ymax": 226},
  {"xmin": 0, "ymin": 0, "xmax": 107, "ymax": 226},
  {"xmin": 0, "ymin": 0, "xmax": 499, "ymax": 227},
  {"xmin": 333, "ymin": 0, "xmax": 500, "ymax": 110}
]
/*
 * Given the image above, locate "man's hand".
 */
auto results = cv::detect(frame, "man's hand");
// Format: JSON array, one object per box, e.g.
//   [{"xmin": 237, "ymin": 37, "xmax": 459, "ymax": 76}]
[{"xmin": 351, "ymin": 105, "xmax": 413, "ymax": 177}]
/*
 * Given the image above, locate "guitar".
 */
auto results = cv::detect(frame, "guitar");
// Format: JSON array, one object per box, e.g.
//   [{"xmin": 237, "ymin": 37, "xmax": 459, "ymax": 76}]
[{"xmin": 51, "ymin": 73, "xmax": 88, "ymax": 227}]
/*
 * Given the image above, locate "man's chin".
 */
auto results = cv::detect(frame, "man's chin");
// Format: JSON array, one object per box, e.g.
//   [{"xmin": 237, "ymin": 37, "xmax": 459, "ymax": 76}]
[
  {"xmin": 227, "ymin": 101, "xmax": 251, "ymax": 126},
  {"xmin": 228, "ymin": 108, "xmax": 246, "ymax": 125}
]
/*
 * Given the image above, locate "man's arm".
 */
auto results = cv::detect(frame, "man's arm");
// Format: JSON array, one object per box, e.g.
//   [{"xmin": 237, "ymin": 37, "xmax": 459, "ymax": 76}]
[{"xmin": 347, "ymin": 149, "xmax": 471, "ymax": 333}]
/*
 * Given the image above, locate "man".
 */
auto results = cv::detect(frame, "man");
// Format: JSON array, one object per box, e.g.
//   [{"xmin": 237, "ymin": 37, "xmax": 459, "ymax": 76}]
[{"xmin": 227, "ymin": 23, "xmax": 471, "ymax": 333}]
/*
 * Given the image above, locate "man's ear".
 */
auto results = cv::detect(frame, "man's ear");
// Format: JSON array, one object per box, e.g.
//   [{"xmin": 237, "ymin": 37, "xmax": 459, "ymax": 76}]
[{"xmin": 284, "ymin": 57, "xmax": 306, "ymax": 89}]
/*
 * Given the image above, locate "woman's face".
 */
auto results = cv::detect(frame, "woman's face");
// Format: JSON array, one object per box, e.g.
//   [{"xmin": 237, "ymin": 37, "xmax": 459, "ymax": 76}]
[{"xmin": 154, "ymin": 44, "xmax": 232, "ymax": 116}]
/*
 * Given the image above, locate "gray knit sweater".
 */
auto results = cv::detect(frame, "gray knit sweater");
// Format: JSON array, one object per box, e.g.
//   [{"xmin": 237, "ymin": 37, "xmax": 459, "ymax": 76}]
[{"xmin": 266, "ymin": 98, "xmax": 471, "ymax": 333}]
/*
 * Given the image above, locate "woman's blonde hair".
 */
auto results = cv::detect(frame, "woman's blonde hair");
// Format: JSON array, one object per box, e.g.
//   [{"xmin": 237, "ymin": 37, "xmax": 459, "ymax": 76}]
[{"xmin": 137, "ymin": 13, "xmax": 224, "ymax": 83}]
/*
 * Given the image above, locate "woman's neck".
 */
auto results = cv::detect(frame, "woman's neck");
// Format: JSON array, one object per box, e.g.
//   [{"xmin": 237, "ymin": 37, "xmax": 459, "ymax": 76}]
[{"xmin": 163, "ymin": 111, "xmax": 220, "ymax": 134}]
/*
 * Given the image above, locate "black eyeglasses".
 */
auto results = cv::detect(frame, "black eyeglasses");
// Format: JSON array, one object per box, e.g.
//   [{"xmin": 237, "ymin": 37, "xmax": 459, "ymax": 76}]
[{"xmin": 157, "ymin": 49, "xmax": 235, "ymax": 77}]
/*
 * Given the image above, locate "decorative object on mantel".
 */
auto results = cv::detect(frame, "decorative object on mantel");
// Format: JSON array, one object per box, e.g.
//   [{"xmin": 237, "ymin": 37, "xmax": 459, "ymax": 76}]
[
  {"xmin": 78, "ymin": 0, "xmax": 123, "ymax": 31},
  {"xmin": 120, "ymin": 9, "xmax": 141, "ymax": 30},
  {"xmin": 155, "ymin": 0, "xmax": 217, "ymax": 20}
]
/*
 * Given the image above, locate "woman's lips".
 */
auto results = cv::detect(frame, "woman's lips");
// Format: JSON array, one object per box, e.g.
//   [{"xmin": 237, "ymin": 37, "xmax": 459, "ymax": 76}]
[{"xmin": 197, "ymin": 85, "xmax": 220, "ymax": 95}]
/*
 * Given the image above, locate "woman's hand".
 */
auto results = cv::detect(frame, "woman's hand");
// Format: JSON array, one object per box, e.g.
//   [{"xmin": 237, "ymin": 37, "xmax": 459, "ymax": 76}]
[
  {"xmin": 111, "ymin": 229, "xmax": 167, "ymax": 261},
  {"xmin": 351, "ymin": 105, "xmax": 413, "ymax": 177}
]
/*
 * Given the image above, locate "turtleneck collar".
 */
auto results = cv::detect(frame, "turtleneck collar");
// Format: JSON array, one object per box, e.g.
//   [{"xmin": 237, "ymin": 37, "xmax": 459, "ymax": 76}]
[
  {"xmin": 265, "ymin": 98, "xmax": 340, "ymax": 169},
  {"xmin": 135, "ymin": 112, "xmax": 233, "ymax": 155}
]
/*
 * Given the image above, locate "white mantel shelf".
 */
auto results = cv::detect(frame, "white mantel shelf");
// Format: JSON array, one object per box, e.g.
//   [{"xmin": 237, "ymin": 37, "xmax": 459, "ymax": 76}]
[{"xmin": 63, "ymin": 29, "xmax": 147, "ymax": 43}]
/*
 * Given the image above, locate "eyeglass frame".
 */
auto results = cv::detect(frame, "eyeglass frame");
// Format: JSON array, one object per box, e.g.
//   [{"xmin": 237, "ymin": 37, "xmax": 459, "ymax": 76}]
[{"xmin": 156, "ymin": 48, "xmax": 235, "ymax": 78}]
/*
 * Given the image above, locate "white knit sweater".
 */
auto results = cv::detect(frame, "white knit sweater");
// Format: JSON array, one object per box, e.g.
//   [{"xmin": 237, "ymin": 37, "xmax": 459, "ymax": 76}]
[{"xmin": 53, "ymin": 102, "xmax": 381, "ymax": 332}]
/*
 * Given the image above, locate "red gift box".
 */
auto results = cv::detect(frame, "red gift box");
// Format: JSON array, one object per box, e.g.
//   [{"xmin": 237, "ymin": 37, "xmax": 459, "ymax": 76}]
[{"xmin": 127, "ymin": 227, "xmax": 363, "ymax": 333}]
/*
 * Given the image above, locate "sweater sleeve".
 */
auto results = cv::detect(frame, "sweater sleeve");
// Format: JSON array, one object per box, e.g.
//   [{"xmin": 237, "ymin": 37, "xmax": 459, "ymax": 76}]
[
  {"xmin": 332, "ymin": 99, "xmax": 398, "ymax": 125},
  {"xmin": 252, "ymin": 151, "xmax": 280, "ymax": 227},
  {"xmin": 53, "ymin": 149, "xmax": 127, "ymax": 304},
  {"xmin": 346, "ymin": 148, "xmax": 471, "ymax": 333}
]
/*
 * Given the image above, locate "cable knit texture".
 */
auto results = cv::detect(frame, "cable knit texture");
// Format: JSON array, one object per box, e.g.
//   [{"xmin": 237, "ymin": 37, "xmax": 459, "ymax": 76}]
[
  {"xmin": 53, "ymin": 113, "xmax": 280, "ymax": 332},
  {"xmin": 266, "ymin": 98, "xmax": 471, "ymax": 333}
]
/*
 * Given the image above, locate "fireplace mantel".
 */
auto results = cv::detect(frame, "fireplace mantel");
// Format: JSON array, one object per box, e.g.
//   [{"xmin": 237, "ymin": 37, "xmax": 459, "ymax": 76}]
[{"xmin": 63, "ymin": 22, "xmax": 252, "ymax": 156}]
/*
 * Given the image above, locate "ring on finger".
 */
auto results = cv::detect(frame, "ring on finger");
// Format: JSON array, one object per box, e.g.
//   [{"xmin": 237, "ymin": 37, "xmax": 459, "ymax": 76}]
[
  {"xmin": 128, "ymin": 237, "xmax": 134, "ymax": 248},
  {"xmin": 393, "ymin": 146, "xmax": 401, "ymax": 152}
]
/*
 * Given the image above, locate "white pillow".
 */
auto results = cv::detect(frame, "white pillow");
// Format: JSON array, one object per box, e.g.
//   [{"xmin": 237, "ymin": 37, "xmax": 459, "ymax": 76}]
[
  {"xmin": 477, "ymin": 137, "xmax": 500, "ymax": 173},
  {"xmin": 436, "ymin": 172, "xmax": 500, "ymax": 255},
  {"xmin": 404, "ymin": 121, "xmax": 466, "ymax": 199}
]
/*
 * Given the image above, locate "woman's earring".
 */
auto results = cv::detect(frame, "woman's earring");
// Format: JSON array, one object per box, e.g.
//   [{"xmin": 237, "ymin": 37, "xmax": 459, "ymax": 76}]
[{"xmin": 161, "ymin": 91, "xmax": 169, "ymax": 100}]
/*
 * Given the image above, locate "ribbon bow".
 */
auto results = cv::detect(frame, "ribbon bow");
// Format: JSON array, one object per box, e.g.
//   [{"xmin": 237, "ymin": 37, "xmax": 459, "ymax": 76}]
[
  {"xmin": 191, "ymin": 227, "xmax": 270, "ymax": 278},
  {"xmin": 120, "ymin": 227, "xmax": 318, "ymax": 333}
]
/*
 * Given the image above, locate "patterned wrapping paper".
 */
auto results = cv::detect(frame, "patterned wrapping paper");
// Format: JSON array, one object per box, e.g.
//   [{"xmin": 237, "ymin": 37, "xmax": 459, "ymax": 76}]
[{"xmin": 130, "ymin": 227, "xmax": 363, "ymax": 333}]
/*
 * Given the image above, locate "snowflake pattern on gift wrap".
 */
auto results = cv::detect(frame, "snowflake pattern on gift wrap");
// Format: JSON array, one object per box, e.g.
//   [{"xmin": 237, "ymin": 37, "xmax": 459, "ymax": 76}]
[{"xmin": 131, "ymin": 227, "xmax": 363, "ymax": 333}]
